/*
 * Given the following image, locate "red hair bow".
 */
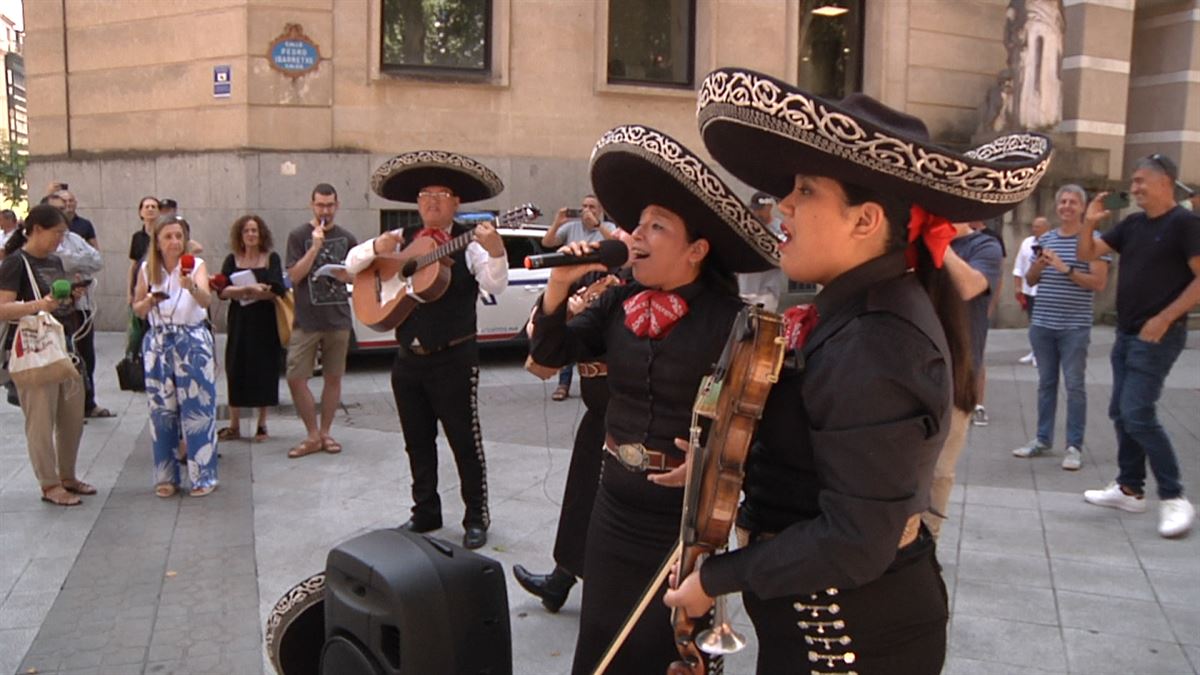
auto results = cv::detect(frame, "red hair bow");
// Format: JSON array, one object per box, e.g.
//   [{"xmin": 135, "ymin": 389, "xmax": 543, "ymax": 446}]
[{"xmin": 906, "ymin": 205, "xmax": 956, "ymax": 269}]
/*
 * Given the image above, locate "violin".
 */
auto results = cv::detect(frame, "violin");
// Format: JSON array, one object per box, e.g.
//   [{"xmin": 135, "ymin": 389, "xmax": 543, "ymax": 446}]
[
  {"xmin": 588, "ymin": 305, "xmax": 786, "ymax": 675},
  {"xmin": 667, "ymin": 305, "xmax": 786, "ymax": 674}
]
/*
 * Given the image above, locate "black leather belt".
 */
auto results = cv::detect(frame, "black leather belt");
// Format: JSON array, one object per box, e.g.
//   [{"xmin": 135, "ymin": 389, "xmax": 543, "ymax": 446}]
[
  {"xmin": 604, "ymin": 434, "xmax": 684, "ymax": 473},
  {"xmin": 405, "ymin": 333, "xmax": 475, "ymax": 356}
]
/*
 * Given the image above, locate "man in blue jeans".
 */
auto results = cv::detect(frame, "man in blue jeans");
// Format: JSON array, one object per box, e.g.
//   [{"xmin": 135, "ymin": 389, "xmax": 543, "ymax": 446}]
[
  {"xmin": 1078, "ymin": 154, "xmax": 1200, "ymax": 538},
  {"xmin": 1012, "ymin": 184, "xmax": 1109, "ymax": 470}
]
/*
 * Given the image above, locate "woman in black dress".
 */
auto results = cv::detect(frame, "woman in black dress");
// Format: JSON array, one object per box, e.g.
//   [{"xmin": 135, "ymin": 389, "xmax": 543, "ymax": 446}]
[
  {"xmin": 217, "ymin": 215, "xmax": 285, "ymax": 441},
  {"xmin": 662, "ymin": 68, "xmax": 1054, "ymax": 674},
  {"xmin": 529, "ymin": 125, "xmax": 779, "ymax": 675}
]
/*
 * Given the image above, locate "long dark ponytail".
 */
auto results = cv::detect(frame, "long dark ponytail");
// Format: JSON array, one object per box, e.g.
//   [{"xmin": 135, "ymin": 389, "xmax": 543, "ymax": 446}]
[
  {"xmin": 3, "ymin": 205, "xmax": 67, "ymax": 256},
  {"xmin": 842, "ymin": 183, "xmax": 978, "ymax": 413}
]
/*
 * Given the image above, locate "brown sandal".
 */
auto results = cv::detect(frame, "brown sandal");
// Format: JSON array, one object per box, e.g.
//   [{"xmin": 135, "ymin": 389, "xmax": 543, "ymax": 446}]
[
  {"xmin": 155, "ymin": 483, "xmax": 178, "ymax": 498},
  {"xmin": 288, "ymin": 437, "xmax": 323, "ymax": 459},
  {"xmin": 552, "ymin": 385, "xmax": 570, "ymax": 401},
  {"xmin": 217, "ymin": 427, "xmax": 242, "ymax": 441},
  {"xmin": 62, "ymin": 479, "xmax": 97, "ymax": 495},
  {"xmin": 41, "ymin": 485, "xmax": 82, "ymax": 506},
  {"xmin": 321, "ymin": 435, "xmax": 343, "ymax": 454}
]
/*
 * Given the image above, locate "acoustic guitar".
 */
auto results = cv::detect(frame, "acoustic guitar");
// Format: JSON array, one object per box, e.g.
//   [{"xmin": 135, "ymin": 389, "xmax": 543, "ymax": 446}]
[{"xmin": 352, "ymin": 203, "xmax": 540, "ymax": 331}]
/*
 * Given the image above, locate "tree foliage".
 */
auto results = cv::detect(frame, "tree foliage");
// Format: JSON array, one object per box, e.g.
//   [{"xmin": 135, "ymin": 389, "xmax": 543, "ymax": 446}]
[{"xmin": 0, "ymin": 140, "xmax": 27, "ymax": 208}]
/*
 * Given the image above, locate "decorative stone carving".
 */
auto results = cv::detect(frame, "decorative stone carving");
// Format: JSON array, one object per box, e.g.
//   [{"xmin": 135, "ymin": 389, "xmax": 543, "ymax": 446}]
[{"xmin": 979, "ymin": 0, "xmax": 1064, "ymax": 134}]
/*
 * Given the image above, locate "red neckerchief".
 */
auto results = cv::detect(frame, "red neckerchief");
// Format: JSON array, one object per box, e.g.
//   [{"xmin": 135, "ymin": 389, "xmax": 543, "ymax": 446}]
[
  {"xmin": 906, "ymin": 205, "xmax": 956, "ymax": 269},
  {"xmin": 622, "ymin": 289, "xmax": 688, "ymax": 339},
  {"xmin": 417, "ymin": 227, "xmax": 452, "ymax": 245},
  {"xmin": 782, "ymin": 304, "xmax": 820, "ymax": 351}
]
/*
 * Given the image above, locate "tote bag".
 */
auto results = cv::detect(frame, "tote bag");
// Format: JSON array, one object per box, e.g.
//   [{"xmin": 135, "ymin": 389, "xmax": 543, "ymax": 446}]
[
  {"xmin": 8, "ymin": 256, "xmax": 77, "ymax": 387},
  {"xmin": 274, "ymin": 289, "xmax": 295, "ymax": 347}
]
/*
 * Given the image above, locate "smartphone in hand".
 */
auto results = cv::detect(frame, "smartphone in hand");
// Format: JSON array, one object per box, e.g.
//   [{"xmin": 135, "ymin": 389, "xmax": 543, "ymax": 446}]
[
  {"xmin": 1102, "ymin": 191, "xmax": 1130, "ymax": 211},
  {"xmin": 564, "ymin": 208, "xmax": 582, "ymax": 218}
]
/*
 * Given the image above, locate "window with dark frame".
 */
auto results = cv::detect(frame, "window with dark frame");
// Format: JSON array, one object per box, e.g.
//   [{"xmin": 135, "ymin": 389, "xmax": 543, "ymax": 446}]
[
  {"xmin": 798, "ymin": 0, "xmax": 864, "ymax": 99},
  {"xmin": 786, "ymin": 1, "xmax": 864, "ymax": 296},
  {"xmin": 381, "ymin": 0, "xmax": 491, "ymax": 74},
  {"xmin": 606, "ymin": 0, "xmax": 696, "ymax": 88}
]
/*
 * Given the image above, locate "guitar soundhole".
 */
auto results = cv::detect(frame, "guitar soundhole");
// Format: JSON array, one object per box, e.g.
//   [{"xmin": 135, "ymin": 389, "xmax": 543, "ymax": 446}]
[{"xmin": 401, "ymin": 260, "xmax": 417, "ymax": 278}]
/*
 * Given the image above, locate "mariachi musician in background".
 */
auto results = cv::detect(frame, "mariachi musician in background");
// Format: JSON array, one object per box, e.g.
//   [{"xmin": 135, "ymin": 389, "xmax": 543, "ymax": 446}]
[
  {"xmin": 344, "ymin": 151, "xmax": 508, "ymax": 551},
  {"xmin": 661, "ymin": 68, "xmax": 1053, "ymax": 673},
  {"xmin": 528, "ymin": 125, "xmax": 779, "ymax": 674}
]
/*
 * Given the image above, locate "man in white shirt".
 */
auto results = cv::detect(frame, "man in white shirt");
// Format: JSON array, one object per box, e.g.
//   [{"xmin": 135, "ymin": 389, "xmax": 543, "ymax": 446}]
[{"xmin": 1012, "ymin": 216, "xmax": 1049, "ymax": 364}]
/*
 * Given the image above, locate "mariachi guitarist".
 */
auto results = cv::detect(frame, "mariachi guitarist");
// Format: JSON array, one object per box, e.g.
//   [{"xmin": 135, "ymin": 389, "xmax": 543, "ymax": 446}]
[{"xmin": 344, "ymin": 151, "xmax": 508, "ymax": 550}]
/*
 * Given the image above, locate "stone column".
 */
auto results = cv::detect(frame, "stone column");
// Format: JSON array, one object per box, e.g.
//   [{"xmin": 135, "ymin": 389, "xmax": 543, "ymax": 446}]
[
  {"xmin": 1124, "ymin": 1, "xmax": 1200, "ymax": 182},
  {"xmin": 1059, "ymin": 0, "xmax": 1136, "ymax": 180}
]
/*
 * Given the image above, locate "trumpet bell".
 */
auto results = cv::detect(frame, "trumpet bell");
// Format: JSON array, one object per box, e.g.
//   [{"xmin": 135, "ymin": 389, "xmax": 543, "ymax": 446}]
[{"xmin": 696, "ymin": 622, "xmax": 747, "ymax": 655}]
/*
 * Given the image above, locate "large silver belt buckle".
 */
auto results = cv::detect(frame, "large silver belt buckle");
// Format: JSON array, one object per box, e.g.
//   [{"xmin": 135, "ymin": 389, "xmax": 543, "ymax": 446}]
[{"xmin": 616, "ymin": 443, "xmax": 649, "ymax": 472}]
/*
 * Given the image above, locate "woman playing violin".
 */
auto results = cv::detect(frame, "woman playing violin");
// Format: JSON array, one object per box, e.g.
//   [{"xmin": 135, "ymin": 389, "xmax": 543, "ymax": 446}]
[
  {"xmin": 662, "ymin": 69, "xmax": 1053, "ymax": 673},
  {"xmin": 528, "ymin": 125, "xmax": 778, "ymax": 674}
]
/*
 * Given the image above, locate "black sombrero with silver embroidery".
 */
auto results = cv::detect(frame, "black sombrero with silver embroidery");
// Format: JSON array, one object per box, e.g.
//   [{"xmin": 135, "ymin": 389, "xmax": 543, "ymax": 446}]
[
  {"xmin": 371, "ymin": 150, "xmax": 504, "ymax": 203},
  {"xmin": 589, "ymin": 125, "xmax": 779, "ymax": 274},
  {"xmin": 697, "ymin": 67, "xmax": 1053, "ymax": 222}
]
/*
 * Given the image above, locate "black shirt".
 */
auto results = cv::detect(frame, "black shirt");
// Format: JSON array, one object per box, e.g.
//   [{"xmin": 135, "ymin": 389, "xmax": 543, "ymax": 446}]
[
  {"xmin": 701, "ymin": 252, "xmax": 952, "ymax": 600},
  {"xmin": 69, "ymin": 215, "xmax": 96, "ymax": 243},
  {"xmin": 0, "ymin": 249, "xmax": 80, "ymax": 352},
  {"xmin": 530, "ymin": 278, "xmax": 743, "ymax": 454},
  {"xmin": 1101, "ymin": 205, "xmax": 1200, "ymax": 334}
]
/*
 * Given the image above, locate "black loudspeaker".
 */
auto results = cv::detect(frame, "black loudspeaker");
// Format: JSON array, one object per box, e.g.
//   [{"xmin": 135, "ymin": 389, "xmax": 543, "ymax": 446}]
[{"xmin": 321, "ymin": 528, "xmax": 512, "ymax": 675}]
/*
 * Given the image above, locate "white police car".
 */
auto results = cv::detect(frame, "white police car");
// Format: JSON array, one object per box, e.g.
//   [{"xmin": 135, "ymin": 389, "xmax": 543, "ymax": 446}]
[{"xmin": 348, "ymin": 223, "xmax": 551, "ymax": 352}]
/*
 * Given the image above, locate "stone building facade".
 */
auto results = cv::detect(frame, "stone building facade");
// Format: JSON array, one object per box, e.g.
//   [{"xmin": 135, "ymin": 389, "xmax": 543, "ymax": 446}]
[{"xmin": 21, "ymin": 0, "xmax": 1200, "ymax": 329}]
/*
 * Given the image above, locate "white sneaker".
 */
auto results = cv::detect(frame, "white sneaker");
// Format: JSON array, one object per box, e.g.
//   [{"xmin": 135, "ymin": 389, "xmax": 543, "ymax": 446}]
[
  {"xmin": 971, "ymin": 405, "xmax": 989, "ymax": 427},
  {"xmin": 1084, "ymin": 483, "xmax": 1146, "ymax": 513},
  {"xmin": 1159, "ymin": 498, "xmax": 1196, "ymax": 538},
  {"xmin": 1061, "ymin": 446, "xmax": 1082, "ymax": 471},
  {"xmin": 1012, "ymin": 439, "xmax": 1050, "ymax": 458},
  {"xmin": 1018, "ymin": 351, "xmax": 1035, "ymax": 364}
]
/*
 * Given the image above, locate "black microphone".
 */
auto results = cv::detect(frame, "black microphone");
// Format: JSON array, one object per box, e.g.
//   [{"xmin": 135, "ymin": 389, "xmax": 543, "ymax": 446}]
[{"xmin": 525, "ymin": 239, "xmax": 628, "ymax": 270}]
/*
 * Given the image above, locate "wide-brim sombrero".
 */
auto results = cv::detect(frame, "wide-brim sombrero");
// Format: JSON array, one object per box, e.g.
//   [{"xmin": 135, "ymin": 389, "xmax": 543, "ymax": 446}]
[
  {"xmin": 371, "ymin": 150, "xmax": 504, "ymax": 204},
  {"xmin": 697, "ymin": 68, "xmax": 1053, "ymax": 222},
  {"xmin": 589, "ymin": 125, "xmax": 779, "ymax": 274}
]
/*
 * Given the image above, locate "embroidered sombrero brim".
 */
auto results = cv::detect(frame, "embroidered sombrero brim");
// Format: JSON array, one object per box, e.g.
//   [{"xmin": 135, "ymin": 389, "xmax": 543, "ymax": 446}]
[
  {"xmin": 697, "ymin": 68, "xmax": 1053, "ymax": 222},
  {"xmin": 371, "ymin": 150, "xmax": 504, "ymax": 203},
  {"xmin": 589, "ymin": 125, "xmax": 779, "ymax": 274}
]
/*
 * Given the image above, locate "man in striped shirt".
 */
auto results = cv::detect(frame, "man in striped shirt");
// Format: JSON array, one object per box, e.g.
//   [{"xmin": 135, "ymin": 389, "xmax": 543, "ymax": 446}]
[{"xmin": 1012, "ymin": 185, "xmax": 1110, "ymax": 470}]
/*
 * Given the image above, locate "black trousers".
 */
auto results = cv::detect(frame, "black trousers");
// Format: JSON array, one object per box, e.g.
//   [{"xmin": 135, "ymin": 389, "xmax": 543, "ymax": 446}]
[
  {"xmin": 552, "ymin": 373, "xmax": 609, "ymax": 577},
  {"xmin": 390, "ymin": 341, "xmax": 489, "ymax": 529},
  {"xmin": 744, "ymin": 533, "xmax": 948, "ymax": 674},
  {"xmin": 73, "ymin": 310, "xmax": 97, "ymax": 412},
  {"xmin": 571, "ymin": 454, "xmax": 684, "ymax": 675}
]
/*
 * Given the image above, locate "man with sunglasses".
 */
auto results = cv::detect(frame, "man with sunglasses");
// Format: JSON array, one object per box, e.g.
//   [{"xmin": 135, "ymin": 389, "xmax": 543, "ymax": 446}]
[{"xmin": 1077, "ymin": 153, "xmax": 1200, "ymax": 538}]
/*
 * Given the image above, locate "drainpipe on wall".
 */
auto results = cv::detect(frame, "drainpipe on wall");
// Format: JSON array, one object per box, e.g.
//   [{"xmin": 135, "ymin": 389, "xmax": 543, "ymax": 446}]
[{"xmin": 60, "ymin": 0, "xmax": 71, "ymax": 156}]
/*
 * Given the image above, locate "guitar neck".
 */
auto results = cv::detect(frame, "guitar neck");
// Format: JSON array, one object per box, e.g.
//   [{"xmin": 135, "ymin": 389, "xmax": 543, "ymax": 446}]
[
  {"xmin": 408, "ymin": 203, "xmax": 539, "ymax": 270},
  {"xmin": 413, "ymin": 230, "xmax": 475, "ymax": 269}
]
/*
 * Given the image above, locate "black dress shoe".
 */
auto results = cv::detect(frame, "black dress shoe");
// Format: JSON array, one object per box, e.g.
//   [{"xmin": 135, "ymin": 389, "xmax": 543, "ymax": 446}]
[
  {"xmin": 463, "ymin": 525, "xmax": 487, "ymax": 550},
  {"xmin": 400, "ymin": 517, "xmax": 442, "ymax": 534},
  {"xmin": 513, "ymin": 564, "xmax": 577, "ymax": 613}
]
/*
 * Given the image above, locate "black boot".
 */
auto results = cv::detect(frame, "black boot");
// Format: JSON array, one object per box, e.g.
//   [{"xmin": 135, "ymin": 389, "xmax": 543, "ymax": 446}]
[{"xmin": 513, "ymin": 564, "xmax": 577, "ymax": 613}]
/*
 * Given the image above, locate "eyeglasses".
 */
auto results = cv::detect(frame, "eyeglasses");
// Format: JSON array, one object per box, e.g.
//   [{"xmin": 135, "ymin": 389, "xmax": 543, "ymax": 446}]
[{"xmin": 418, "ymin": 191, "xmax": 455, "ymax": 200}]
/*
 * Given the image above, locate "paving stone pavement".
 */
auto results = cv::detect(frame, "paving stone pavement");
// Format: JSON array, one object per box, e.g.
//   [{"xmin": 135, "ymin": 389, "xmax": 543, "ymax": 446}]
[{"xmin": 0, "ymin": 328, "xmax": 1197, "ymax": 675}]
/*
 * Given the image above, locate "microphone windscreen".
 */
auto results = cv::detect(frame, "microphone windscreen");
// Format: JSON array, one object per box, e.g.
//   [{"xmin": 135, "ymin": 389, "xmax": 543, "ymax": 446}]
[
  {"xmin": 595, "ymin": 239, "xmax": 629, "ymax": 268},
  {"xmin": 51, "ymin": 279, "xmax": 72, "ymax": 300},
  {"xmin": 180, "ymin": 254, "xmax": 195, "ymax": 274}
]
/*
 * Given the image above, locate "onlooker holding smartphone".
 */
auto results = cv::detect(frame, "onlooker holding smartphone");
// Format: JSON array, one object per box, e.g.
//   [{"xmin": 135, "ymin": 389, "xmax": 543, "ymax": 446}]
[
  {"xmin": 1077, "ymin": 154, "xmax": 1200, "ymax": 538},
  {"xmin": 539, "ymin": 195, "xmax": 616, "ymax": 401},
  {"xmin": 1012, "ymin": 185, "xmax": 1109, "ymax": 470}
]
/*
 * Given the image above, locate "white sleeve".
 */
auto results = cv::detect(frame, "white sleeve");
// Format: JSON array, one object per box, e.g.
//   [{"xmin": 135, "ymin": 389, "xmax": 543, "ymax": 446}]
[
  {"xmin": 466, "ymin": 241, "xmax": 508, "ymax": 296},
  {"xmin": 345, "ymin": 238, "xmax": 385, "ymax": 275},
  {"xmin": 1013, "ymin": 237, "xmax": 1033, "ymax": 276}
]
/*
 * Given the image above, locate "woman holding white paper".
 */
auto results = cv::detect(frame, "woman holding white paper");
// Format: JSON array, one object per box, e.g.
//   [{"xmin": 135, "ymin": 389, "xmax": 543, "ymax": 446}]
[{"xmin": 218, "ymin": 215, "xmax": 286, "ymax": 442}]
